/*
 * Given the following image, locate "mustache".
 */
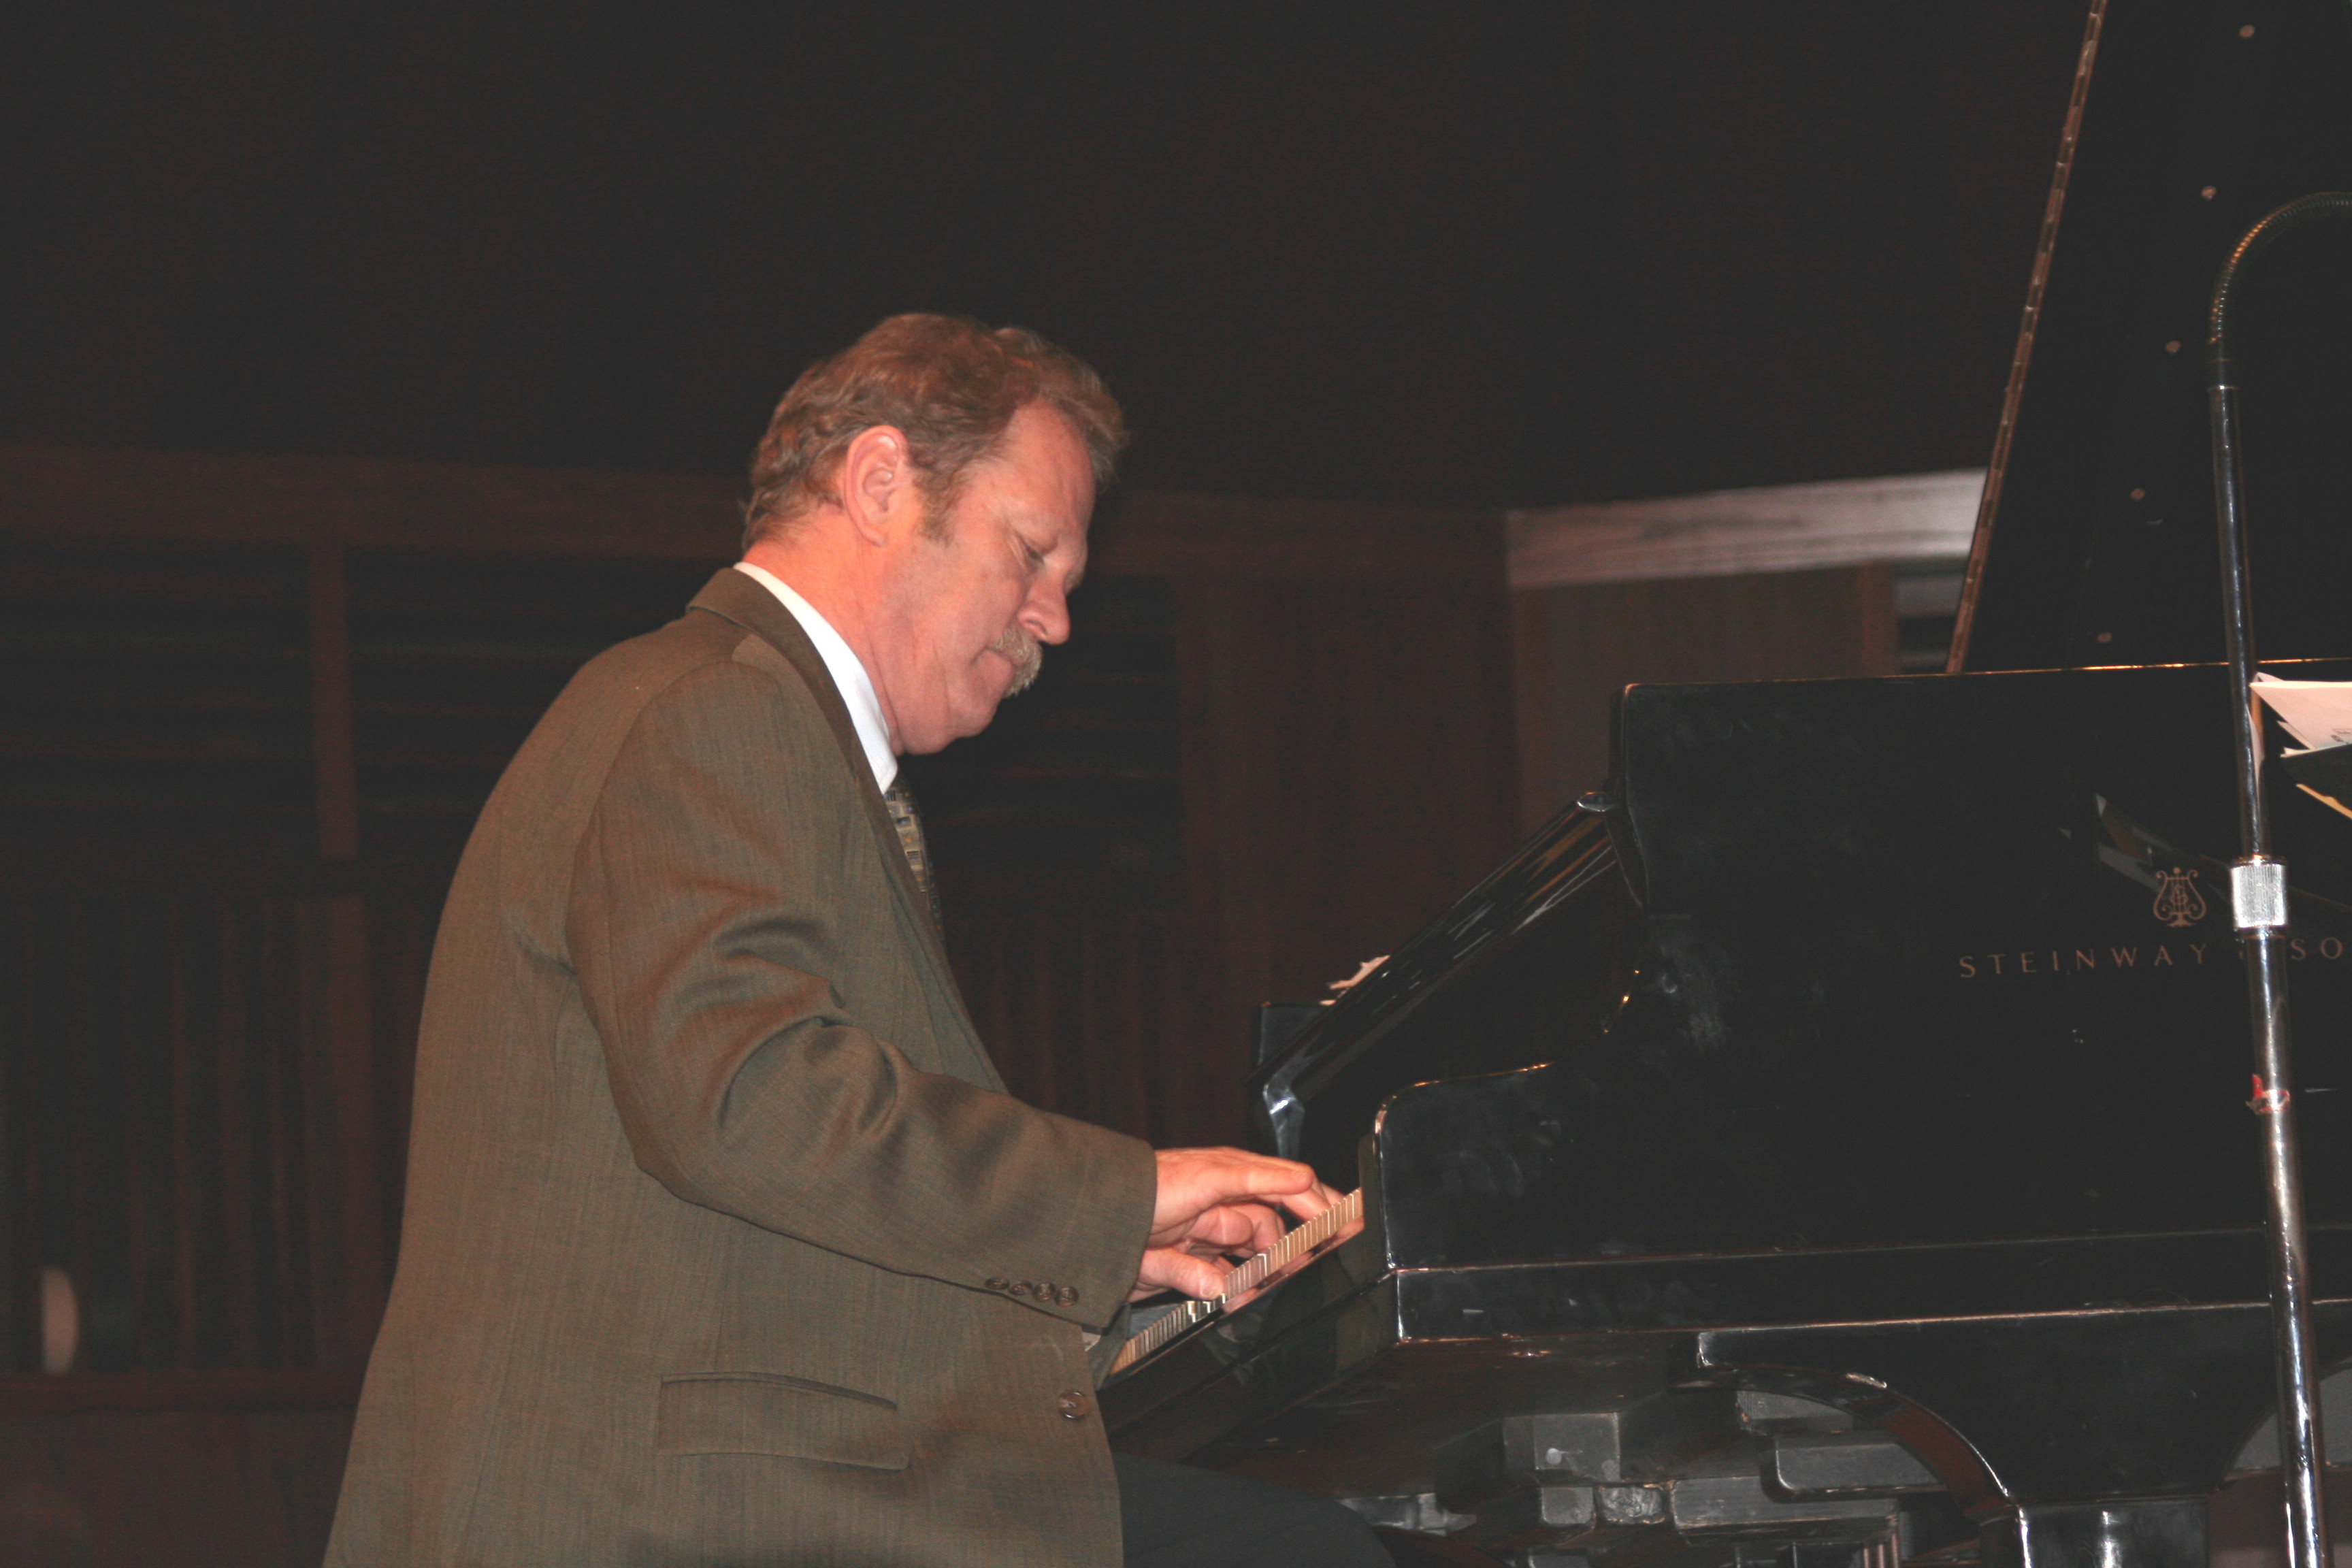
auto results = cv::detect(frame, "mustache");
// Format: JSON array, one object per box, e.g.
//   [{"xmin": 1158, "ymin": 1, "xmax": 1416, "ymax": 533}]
[{"xmin": 989, "ymin": 624, "xmax": 1043, "ymax": 695}]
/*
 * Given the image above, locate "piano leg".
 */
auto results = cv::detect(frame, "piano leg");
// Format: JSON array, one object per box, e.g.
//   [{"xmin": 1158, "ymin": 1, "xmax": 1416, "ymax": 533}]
[{"xmin": 1981, "ymin": 1499, "xmax": 2208, "ymax": 1568}]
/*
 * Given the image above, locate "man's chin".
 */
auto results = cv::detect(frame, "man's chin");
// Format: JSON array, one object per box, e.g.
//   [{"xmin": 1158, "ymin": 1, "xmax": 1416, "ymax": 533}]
[{"xmin": 938, "ymin": 687, "xmax": 1008, "ymax": 748}]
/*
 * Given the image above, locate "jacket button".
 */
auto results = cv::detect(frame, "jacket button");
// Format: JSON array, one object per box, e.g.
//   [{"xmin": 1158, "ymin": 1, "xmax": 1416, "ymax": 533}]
[
  {"xmin": 1015, "ymin": 1280, "xmax": 1036, "ymax": 1297},
  {"xmin": 1057, "ymin": 1389, "xmax": 1091, "ymax": 1420},
  {"xmin": 1057, "ymin": 1285, "xmax": 1080, "ymax": 1306},
  {"xmin": 985, "ymin": 1277, "xmax": 1009, "ymax": 1292}
]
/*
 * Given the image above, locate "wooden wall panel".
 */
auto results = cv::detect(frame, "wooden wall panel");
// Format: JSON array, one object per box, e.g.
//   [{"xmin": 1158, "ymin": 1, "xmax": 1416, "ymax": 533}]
[
  {"xmin": 1514, "ymin": 564, "xmax": 1898, "ymax": 828},
  {"xmin": 1, "ymin": 444, "xmax": 1522, "ymax": 1159},
  {"xmin": 0, "ymin": 444, "xmax": 1529, "ymax": 1556},
  {"xmin": 943, "ymin": 898, "xmax": 1219, "ymax": 1149},
  {"xmin": 0, "ymin": 1373, "xmax": 357, "ymax": 1568},
  {"xmin": 0, "ymin": 443, "xmax": 741, "ymax": 561},
  {"xmin": 0, "ymin": 884, "xmax": 436, "ymax": 1377},
  {"xmin": 1180, "ymin": 569, "xmax": 1521, "ymax": 1061},
  {"xmin": 0, "ymin": 1409, "xmax": 348, "ymax": 1567}
]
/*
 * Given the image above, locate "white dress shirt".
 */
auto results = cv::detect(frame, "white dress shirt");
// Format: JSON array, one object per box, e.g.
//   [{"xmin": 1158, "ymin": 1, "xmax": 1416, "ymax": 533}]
[{"xmin": 732, "ymin": 563, "xmax": 897, "ymax": 792}]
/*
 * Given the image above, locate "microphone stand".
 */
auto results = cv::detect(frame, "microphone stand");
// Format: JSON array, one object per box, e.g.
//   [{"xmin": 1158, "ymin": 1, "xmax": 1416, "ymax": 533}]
[{"xmin": 2205, "ymin": 189, "xmax": 2352, "ymax": 1568}]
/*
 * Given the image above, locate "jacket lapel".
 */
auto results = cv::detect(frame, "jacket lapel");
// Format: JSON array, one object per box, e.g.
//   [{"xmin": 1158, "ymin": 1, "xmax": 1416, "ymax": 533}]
[{"xmin": 684, "ymin": 568, "xmax": 995, "ymax": 1082}]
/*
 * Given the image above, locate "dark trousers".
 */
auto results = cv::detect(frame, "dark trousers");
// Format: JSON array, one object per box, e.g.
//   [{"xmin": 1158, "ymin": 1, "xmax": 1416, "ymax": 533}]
[{"xmin": 1115, "ymin": 1454, "xmax": 1392, "ymax": 1567}]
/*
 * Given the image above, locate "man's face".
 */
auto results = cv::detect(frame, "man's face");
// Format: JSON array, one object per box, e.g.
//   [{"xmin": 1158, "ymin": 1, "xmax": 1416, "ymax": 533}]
[{"xmin": 872, "ymin": 404, "xmax": 1094, "ymax": 755}]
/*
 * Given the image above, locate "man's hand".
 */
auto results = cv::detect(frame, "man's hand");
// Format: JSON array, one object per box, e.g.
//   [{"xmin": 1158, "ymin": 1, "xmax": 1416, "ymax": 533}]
[{"xmin": 1132, "ymin": 1147, "xmax": 1348, "ymax": 1302}]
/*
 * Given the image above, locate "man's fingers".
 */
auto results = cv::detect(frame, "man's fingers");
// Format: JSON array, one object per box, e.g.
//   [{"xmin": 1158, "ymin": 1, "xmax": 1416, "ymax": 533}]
[
  {"xmin": 1149, "ymin": 1147, "xmax": 1330, "ymax": 1245},
  {"xmin": 1275, "ymin": 1181, "xmax": 1348, "ymax": 1222},
  {"xmin": 1152, "ymin": 1146, "xmax": 1316, "ymax": 1213},
  {"xmin": 1129, "ymin": 1245, "xmax": 1232, "ymax": 1302},
  {"xmin": 1192, "ymin": 1180, "xmax": 1342, "ymax": 1252},
  {"xmin": 1139, "ymin": 1150, "xmax": 1363, "ymax": 1309},
  {"xmin": 1128, "ymin": 1170, "xmax": 1367, "ymax": 1305},
  {"xmin": 1172, "ymin": 1202, "xmax": 1277, "ymax": 1258}
]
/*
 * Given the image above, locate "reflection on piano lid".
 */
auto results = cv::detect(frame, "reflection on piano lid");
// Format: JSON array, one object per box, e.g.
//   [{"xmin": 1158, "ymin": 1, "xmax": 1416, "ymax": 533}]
[{"xmin": 1952, "ymin": 3, "xmax": 2352, "ymax": 675}]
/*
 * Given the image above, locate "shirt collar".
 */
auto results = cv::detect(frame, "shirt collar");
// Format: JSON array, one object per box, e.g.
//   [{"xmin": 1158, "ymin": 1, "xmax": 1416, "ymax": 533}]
[{"xmin": 732, "ymin": 562, "xmax": 898, "ymax": 791}]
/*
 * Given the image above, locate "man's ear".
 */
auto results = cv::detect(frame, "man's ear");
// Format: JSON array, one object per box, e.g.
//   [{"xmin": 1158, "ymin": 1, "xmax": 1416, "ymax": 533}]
[{"xmin": 840, "ymin": 425, "xmax": 914, "ymax": 546}]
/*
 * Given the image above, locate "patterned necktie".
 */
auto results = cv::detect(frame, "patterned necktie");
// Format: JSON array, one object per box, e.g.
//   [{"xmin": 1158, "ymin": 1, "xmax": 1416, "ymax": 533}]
[{"xmin": 881, "ymin": 779, "xmax": 943, "ymax": 929}]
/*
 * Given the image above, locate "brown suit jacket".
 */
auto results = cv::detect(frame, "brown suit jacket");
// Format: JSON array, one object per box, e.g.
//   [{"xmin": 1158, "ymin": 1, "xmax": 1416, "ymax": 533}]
[{"xmin": 327, "ymin": 568, "xmax": 1157, "ymax": 1566}]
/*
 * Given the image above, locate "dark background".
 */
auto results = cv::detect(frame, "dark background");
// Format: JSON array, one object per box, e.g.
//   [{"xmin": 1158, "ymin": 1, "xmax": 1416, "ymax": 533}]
[
  {"xmin": 0, "ymin": 7, "xmax": 2107, "ymax": 1562},
  {"xmin": 4, "ymin": 2, "xmax": 2082, "ymax": 508}
]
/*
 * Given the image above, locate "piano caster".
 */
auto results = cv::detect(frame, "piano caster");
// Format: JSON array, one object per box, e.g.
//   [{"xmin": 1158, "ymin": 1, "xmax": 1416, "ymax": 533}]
[{"xmin": 1979, "ymin": 1499, "xmax": 2208, "ymax": 1568}]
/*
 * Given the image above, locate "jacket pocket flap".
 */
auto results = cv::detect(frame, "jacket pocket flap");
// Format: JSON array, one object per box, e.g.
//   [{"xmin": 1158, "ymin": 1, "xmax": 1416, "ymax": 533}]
[{"xmin": 657, "ymin": 1373, "xmax": 908, "ymax": 1471}]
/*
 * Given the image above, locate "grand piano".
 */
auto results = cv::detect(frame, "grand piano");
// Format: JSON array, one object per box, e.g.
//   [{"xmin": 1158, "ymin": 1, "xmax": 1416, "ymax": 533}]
[{"xmin": 1100, "ymin": 5, "xmax": 2352, "ymax": 1567}]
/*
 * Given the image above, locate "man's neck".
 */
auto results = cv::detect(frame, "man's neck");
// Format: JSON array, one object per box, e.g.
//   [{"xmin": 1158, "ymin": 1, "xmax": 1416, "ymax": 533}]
[
  {"xmin": 742, "ymin": 538, "xmax": 860, "ymax": 642},
  {"xmin": 732, "ymin": 559, "xmax": 900, "ymax": 791},
  {"xmin": 741, "ymin": 535, "xmax": 898, "ymax": 733}
]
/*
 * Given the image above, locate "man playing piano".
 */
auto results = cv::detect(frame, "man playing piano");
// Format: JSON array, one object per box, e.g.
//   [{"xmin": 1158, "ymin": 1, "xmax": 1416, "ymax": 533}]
[{"xmin": 324, "ymin": 314, "xmax": 1386, "ymax": 1567}]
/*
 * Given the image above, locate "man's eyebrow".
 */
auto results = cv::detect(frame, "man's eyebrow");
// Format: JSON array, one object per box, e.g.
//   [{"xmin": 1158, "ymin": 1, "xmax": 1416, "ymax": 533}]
[{"xmin": 995, "ymin": 499, "xmax": 1085, "ymax": 588}]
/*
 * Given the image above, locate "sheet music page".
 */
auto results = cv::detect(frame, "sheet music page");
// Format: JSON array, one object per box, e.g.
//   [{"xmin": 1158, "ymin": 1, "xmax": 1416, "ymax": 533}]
[{"xmin": 2251, "ymin": 674, "xmax": 2352, "ymax": 753}]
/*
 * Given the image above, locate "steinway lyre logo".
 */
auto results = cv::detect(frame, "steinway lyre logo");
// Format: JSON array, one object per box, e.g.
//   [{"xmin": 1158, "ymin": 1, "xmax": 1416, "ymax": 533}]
[{"xmin": 2152, "ymin": 868, "xmax": 2208, "ymax": 930}]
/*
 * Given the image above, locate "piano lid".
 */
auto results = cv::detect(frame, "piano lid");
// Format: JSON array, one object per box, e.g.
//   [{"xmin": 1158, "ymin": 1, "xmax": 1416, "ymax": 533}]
[{"xmin": 1953, "ymin": 0, "xmax": 2352, "ymax": 674}]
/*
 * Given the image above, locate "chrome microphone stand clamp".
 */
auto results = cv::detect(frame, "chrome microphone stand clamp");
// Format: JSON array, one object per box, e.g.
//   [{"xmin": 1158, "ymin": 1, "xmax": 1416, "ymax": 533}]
[{"xmin": 2204, "ymin": 189, "xmax": 2352, "ymax": 1568}]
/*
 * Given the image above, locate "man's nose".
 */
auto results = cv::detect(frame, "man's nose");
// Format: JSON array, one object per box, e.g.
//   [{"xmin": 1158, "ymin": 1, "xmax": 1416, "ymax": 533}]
[{"xmin": 1020, "ymin": 578, "xmax": 1072, "ymax": 644}]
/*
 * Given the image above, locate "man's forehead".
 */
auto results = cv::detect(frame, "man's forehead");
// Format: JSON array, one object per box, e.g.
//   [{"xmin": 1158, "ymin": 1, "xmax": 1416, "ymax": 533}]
[{"xmin": 1000, "ymin": 415, "xmax": 1094, "ymax": 513}]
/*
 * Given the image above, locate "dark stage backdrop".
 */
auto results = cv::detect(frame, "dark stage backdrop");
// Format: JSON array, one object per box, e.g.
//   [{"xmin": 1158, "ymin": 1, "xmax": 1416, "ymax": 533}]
[{"xmin": 2, "ymin": 3, "xmax": 2080, "ymax": 508}]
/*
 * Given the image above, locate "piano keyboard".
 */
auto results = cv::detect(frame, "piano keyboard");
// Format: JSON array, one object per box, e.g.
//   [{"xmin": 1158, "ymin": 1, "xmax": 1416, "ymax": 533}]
[{"xmin": 1108, "ymin": 1188, "xmax": 1362, "ymax": 1377}]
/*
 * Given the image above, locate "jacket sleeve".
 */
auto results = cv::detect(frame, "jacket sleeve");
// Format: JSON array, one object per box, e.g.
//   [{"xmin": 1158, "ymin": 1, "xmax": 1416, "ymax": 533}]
[{"xmin": 567, "ymin": 655, "xmax": 1154, "ymax": 1328}]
